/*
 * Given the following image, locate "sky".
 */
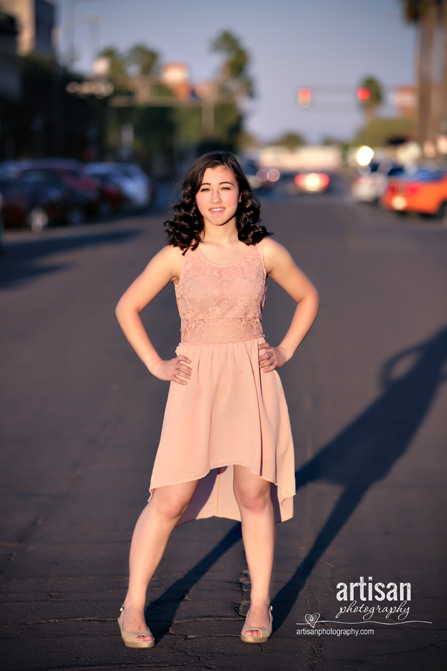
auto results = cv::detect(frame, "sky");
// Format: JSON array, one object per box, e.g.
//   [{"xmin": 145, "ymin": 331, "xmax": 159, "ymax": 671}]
[{"xmin": 56, "ymin": 0, "xmax": 416, "ymax": 144}]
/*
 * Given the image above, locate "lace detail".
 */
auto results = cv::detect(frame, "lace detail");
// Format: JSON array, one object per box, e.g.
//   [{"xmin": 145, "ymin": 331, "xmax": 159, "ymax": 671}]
[{"xmin": 174, "ymin": 242, "xmax": 267, "ymax": 344}]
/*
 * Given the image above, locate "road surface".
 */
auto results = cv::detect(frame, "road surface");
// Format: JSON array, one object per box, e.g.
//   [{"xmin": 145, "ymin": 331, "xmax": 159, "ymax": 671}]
[{"xmin": 0, "ymin": 183, "xmax": 446, "ymax": 670}]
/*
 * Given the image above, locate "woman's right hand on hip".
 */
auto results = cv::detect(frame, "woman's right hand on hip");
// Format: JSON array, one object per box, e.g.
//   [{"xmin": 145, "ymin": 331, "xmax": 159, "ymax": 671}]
[{"xmin": 151, "ymin": 356, "xmax": 192, "ymax": 385}]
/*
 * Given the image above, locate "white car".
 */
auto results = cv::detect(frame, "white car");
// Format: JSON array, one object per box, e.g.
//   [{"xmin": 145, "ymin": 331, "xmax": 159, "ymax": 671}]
[
  {"xmin": 351, "ymin": 161, "xmax": 405, "ymax": 203},
  {"xmin": 84, "ymin": 163, "xmax": 153, "ymax": 210}
]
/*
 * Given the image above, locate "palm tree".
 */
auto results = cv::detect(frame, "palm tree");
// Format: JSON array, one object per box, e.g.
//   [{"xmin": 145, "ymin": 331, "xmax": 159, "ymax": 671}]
[
  {"xmin": 400, "ymin": 0, "xmax": 447, "ymax": 154},
  {"xmin": 211, "ymin": 30, "xmax": 255, "ymax": 100},
  {"xmin": 358, "ymin": 76, "xmax": 383, "ymax": 123}
]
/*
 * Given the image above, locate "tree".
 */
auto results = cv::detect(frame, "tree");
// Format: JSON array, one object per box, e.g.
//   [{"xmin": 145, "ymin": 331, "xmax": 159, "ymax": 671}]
[
  {"xmin": 236, "ymin": 129, "xmax": 261, "ymax": 150},
  {"xmin": 354, "ymin": 117, "xmax": 415, "ymax": 147},
  {"xmin": 271, "ymin": 132, "xmax": 306, "ymax": 150},
  {"xmin": 99, "ymin": 46, "xmax": 128, "ymax": 83},
  {"xmin": 400, "ymin": 0, "xmax": 447, "ymax": 153},
  {"xmin": 357, "ymin": 76, "xmax": 383, "ymax": 123},
  {"xmin": 126, "ymin": 44, "xmax": 159, "ymax": 77},
  {"xmin": 203, "ymin": 31, "xmax": 255, "ymax": 152},
  {"xmin": 211, "ymin": 30, "xmax": 255, "ymax": 99}
]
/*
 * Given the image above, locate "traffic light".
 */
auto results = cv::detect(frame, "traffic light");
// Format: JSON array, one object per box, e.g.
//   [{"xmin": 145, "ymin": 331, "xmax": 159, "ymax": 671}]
[
  {"xmin": 298, "ymin": 87, "xmax": 312, "ymax": 108},
  {"xmin": 357, "ymin": 87, "xmax": 371, "ymax": 104}
]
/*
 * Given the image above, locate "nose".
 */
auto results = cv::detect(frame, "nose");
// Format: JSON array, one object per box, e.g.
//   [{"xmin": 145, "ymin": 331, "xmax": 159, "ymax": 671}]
[{"xmin": 210, "ymin": 189, "xmax": 222, "ymax": 203}]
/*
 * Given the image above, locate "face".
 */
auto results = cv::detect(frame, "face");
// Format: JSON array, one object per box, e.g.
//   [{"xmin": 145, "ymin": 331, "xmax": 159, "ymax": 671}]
[{"xmin": 195, "ymin": 165, "xmax": 240, "ymax": 230}]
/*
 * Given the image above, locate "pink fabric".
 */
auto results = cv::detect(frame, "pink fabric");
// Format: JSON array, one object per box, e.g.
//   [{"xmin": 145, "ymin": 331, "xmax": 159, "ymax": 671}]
[
  {"xmin": 175, "ymin": 243, "xmax": 266, "ymax": 343},
  {"xmin": 148, "ymin": 240, "xmax": 296, "ymax": 526}
]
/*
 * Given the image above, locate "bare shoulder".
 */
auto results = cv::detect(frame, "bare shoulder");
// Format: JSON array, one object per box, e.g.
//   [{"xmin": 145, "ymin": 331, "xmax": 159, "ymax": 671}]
[
  {"xmin": 147, "ymin": 243, "xmax": 184, "ymax": 282},
  {"xmin": 261, "ymin": 237, "xmax": 295, "ymax": 275}
]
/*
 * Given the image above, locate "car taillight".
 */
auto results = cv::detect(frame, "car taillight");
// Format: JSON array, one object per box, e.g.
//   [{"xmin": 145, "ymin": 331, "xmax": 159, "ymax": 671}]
[
  {"xmin": 388, "ymin": 183, "xmax": 419, "ymax": 196},
  {"xmin": 317, "ymin": 173, "xmax": 330, "ymax": 188},
  {"xmin": 294, "ymin": 173, "xmax": 330, "ymax": 189}
]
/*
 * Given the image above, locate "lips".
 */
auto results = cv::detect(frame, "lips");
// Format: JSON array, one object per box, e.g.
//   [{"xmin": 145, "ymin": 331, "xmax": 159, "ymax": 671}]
[{"xmin": 209, "ymin": 208, "xmax": 225, "ymax": 214}]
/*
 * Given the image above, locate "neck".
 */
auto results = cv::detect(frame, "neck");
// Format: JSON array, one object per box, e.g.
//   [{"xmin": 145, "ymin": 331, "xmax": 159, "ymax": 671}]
[{"xmin": 201, "ymin": 219, "xmax": 239, "ymax": 244}]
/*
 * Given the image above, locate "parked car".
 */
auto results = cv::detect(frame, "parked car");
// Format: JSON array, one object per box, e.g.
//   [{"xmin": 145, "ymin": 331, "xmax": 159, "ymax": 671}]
[
  {"xmin": 46, "ymin": 161, "xmax": 122, "ymax": 218},
  {"xmin": 381, "ymin": 168, "xmax": 447, "ymax": 220},
  {"xmin": 0, "ymin": 192, "xmax": 4, "ymax": 251},
  {"xmin": 294, "ymin": 171, "xmax": 330, "ymax": 194},
  {"xmin": 351, "ymin": 161, "xmax": 405, "ymax": 203},
  {"xmin": 81, "ymin": 169, "xmax": 124, "ymax": 215},
  {"xmin": 84, "ymin": 162, "xmax": 153, "ymax": 210},
  {"xmin": 0, "ymin": 176, "xmax": 64, "ymax": 232},
  {"xmin": 17, "ymin": 168, "xmax": 94, "ymax": 225}
]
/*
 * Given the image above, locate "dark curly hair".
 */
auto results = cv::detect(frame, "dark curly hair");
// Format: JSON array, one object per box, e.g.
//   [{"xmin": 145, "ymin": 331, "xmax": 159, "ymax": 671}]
[{"xmin": 164, "ymin": 151, "xmax": 272, "ymax": 251}]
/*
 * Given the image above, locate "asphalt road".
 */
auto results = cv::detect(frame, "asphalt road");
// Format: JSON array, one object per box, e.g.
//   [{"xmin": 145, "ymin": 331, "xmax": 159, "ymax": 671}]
[{"xmin": 1, "ymin": 183, "xmax": 446, "ymax": 671}]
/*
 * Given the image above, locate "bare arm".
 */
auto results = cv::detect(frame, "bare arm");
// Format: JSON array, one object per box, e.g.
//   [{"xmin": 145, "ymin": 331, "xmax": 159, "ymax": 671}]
[
  {"xmin": 115, "ymin": 245, "xmax": 192, "ymax": 384},
  {"xmin": 259, "ymin": 237, "xmax": 319, "ymax": 372}
]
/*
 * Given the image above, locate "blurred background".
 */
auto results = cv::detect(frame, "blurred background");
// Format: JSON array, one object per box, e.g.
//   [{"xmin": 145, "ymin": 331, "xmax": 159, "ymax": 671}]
[
  {"xmin": 1, "ymin": 4, "xmax": 446, "ymax": 669},
  {"xmin": 0, "ymin": 0, "xmax": 446, "ymax": 234}
]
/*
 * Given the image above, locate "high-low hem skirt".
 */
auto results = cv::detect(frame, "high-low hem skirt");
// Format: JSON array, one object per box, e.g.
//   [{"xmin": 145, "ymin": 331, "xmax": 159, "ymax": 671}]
[{"xmin": 148, "ymin": 335, "xmax": 296, "ymax": 527}]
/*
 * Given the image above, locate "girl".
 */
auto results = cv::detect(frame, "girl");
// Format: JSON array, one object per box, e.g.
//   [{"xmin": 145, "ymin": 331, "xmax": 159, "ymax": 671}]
[{"xmin": 115, "ymin": 151, "xmax": 319, "ymax": 647}]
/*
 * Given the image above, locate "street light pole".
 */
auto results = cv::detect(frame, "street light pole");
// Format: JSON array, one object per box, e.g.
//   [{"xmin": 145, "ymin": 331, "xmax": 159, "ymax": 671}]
[{"xmin": 65, "ymin": 0, "xmax": 118, "ymax": 67}]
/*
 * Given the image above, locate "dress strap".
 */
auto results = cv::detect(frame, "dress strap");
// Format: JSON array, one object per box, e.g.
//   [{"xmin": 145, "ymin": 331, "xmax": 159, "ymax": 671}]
[{"xmin": 256, "ymin": 239, "xmax": 267, "ymax": 278}]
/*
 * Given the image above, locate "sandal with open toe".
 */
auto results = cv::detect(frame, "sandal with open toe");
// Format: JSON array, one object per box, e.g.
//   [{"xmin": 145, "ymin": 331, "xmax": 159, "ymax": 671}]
[
  {"xmin": 241, "ymin": 605, "xmax": 273, "ymax": 643},
  {"xmin": 117, "ymin": 604, "xmax": 155, "ymax": 649}
]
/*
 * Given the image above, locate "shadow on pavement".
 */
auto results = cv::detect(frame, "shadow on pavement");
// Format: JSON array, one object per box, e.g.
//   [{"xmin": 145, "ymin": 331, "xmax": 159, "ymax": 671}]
[
  {"xmin": 274, "ymin": 325, "xmax": 447, "ymax": 627},
  {"xmin": 0, "ymin": 228, "xmax": 142, "ymax": 289},
  {"xmin": 147, "ymin": 327, "xmax": 446, "ymax": 638},
  {"xmin": 147, "ymin": 524, "xmax": 242, "ymax": 638}
]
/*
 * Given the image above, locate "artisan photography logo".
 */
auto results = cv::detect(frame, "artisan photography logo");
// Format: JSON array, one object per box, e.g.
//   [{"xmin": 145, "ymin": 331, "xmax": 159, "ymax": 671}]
[{"xmin": 296, "ymin": 576, "xmax": 432, "ymax": 636}]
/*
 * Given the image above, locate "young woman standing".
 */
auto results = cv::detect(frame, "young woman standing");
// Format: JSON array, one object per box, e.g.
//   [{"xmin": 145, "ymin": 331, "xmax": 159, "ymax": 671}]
[{"xmin": 115, "ymin": 151, "xmax": 319, "ymax": 647}]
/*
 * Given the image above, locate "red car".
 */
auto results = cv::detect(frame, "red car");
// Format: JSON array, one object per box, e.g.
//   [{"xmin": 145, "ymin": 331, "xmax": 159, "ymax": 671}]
[
  {"xmin": 13, "ymin": 159, "xmax": 122, "ymax": 220},
  {"xmin": 0, "ymin": 176, "xmax": 64, "ymax": 232},
  {"xmin": 381, "ymin": 169, "xmax": 447, "ymax": 219}
]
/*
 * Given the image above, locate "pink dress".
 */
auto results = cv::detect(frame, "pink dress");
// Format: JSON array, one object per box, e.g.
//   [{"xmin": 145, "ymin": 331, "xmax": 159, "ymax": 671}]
[{"xmin": 148, "ymin": 240, "xmax": 296, "ymax": 527}]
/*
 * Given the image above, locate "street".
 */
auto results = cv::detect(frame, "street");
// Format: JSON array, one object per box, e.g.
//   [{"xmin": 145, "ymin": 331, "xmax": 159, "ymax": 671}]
[{"xmin": 0, "ymin": 183, "xmax": 446, "ymax": 671}]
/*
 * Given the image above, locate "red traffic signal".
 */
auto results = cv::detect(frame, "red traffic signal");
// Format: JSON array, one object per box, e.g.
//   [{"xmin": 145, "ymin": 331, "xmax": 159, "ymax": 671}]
[
  {"xmin": 298, "ymin": 87, "xmax": 312, "ymax": 108},
  {"xmin": 357, "ymin": 87, "xmax": 371, "ymax": 103}
]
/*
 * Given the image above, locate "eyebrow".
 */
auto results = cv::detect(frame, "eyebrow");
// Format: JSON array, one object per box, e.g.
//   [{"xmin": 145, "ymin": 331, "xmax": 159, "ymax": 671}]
[{"xmin": 200, "ymin": 181, "xmax": 235, "ymax": 186}]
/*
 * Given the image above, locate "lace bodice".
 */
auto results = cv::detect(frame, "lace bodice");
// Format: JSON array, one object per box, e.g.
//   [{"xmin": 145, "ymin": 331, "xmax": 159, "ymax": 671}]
[{"xmin": 174, "ymin": 242, "xmax": 267, "ymax": 344}]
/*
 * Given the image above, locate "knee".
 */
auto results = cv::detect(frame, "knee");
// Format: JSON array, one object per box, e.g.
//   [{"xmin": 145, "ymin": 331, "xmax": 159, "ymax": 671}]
[
  {"xmin": 152, "ymin": 492, "xmax": 191, "ymax": 520},
  {"xmin": 234, "ymin": 483, "xmax": 271, "ymax": 514}
]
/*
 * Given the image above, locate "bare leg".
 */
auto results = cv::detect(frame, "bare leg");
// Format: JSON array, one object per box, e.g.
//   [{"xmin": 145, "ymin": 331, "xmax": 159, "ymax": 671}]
[
  {"xmin": 233, "ymin": 465, "xmax": 276, "ymax": 637},
  {"xmin": 121, "ymin": 479, "xmax": 198, "ymax": 640}
]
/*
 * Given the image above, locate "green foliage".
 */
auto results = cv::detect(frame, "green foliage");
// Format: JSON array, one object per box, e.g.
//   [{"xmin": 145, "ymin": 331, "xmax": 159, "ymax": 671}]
[
  {"xmin": 98, "ymin": 32, "xmax": 254, "ymax": 159},
  {"xmin": 359, "ymin": 76, "xmax": 383, "ymax": 108},
  {"xmin": 236, "ymin": 130, "xmax": 261, "ymax": 149},
  {"xmin": 211, "ymin": 30, "xmax": 255, "ymax": 98},
  {"xmin": 1, "ymin": 31, "xmax": 256, "ymax": 171},
  {"xmin": 354, "ymin": 117, "xmax": 415, "ymax": 146},
  {"xmin": 99, "ymin": 44, "xmax": 160, "ymax": 80},
  {"xmin": 271, "ymin": 132, "xmax": 306, "ymax": 149},
  {"xmin": 125, "ymin": 44, "xmax": 159, "ymax": 76},
  {"xmin": 214, "ymin": 102, "xmax": 243, "ymax": 148},
  {"xmin": 173, "ymin": 106, "xmax": 203, "ymax": 147},
  {"xmin": 99, "ymin": 47, "xmax": 128, "ymax": 82}
]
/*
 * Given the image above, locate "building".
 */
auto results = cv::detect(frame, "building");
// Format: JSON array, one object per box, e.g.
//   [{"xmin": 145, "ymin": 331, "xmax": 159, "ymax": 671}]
[
  {"xmin": 0, "ymin": 12, "xmax": 20, "ymax": 102},
  {"xmin": 161, "ymin": 63, "xmax": 191, "ymax": 101},
  {"xmin": 0, "ymin": 0, "xmax": 54, "ymax": 56},
  {"xmin": 391, "ymin": 87, "xmax": 417, "ymax": 119}
]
